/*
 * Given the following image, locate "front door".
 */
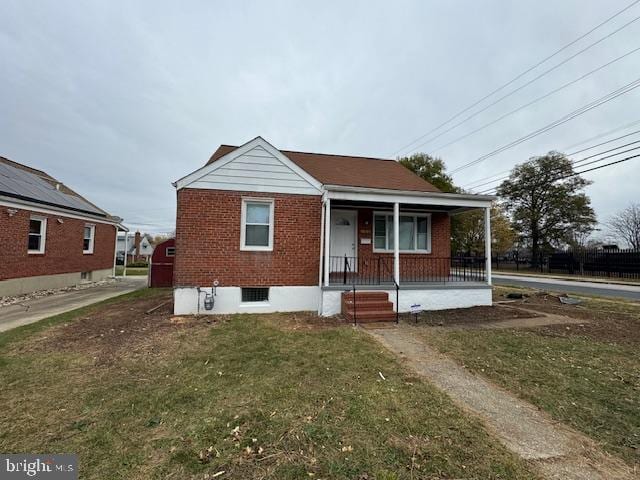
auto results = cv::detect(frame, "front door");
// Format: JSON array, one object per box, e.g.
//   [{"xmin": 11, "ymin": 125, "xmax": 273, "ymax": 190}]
[{"xmin": 330, "ymin": 210, "xmax": 357, "ymax": 272}]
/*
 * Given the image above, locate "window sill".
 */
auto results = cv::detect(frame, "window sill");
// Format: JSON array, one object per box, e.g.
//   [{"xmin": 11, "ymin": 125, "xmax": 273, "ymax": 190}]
[
  {"xmin": 28, "ymin": 251, "xmax": 45, "ymax": 255},
  {"xmin": 372, "ymin": 249, "xmax": 432, "ymax": 255},
  {"xmin": 83, "ymin": 251, "xmax": 94, "ymax": 255},
  {"xmin": 240, "ymin": 246, "xmax": 273, "ymax": 252}
]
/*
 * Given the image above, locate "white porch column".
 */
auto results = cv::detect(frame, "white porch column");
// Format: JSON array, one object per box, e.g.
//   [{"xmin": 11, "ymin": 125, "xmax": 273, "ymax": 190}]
[
  {"xmin": 323, "ymin": 198, "xmax": 331, "ymax": 287},
  {"xmin": 393, "ymin": 202, "xmax": 400, "ymax": 285},
  {"xmin": 123, "ymin": 232, "xmax": 128, "ymax": 277},
  {"xmin": 484, "ymin": 206, "xmax": 492, "ymax": 285},
  {"xmin": 112, "ymin": 225, "xmax": 118, "ymax": 277}
]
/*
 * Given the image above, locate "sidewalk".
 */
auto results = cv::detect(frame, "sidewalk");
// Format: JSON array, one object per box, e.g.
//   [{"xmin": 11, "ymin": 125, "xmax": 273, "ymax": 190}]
[
  {"xmin": 493, "ymin": 270, "xmax": 640, "ymax": 287},
  {"xmin": 494, "ymin": 273, "xmax": 640, "ymax": 293},
  {"xmin": 0, "ymin": 277, "xmax": 147, "ymax": 333}
]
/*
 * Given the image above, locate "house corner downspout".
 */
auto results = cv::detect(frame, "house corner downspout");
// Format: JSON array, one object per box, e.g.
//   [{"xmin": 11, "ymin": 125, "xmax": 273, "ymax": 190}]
[{"xmin": 317, "ymin": 196, "xmax": 326, "ymax": 315}]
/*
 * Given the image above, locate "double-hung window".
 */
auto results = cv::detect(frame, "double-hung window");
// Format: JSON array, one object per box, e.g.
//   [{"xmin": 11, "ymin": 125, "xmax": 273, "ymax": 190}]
[
  {"xmin": 83, "ymin": 224, "xmax": 95, "ymax": 254},
  {"xmin": 241, "ymin": 198, "xmax": 274, "ymax": 251},
  {"xmin": 28, "ymin": 216, "xmax": 47, "ymax": 254},
  {"xmin": 373, "ymin": 213, "xmax": 431, "ymax": 253}
]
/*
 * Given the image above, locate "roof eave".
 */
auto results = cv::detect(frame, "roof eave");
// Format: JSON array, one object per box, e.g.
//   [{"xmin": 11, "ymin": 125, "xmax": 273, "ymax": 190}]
[{"xmin": 322, "ymin": 184, "xmax": 496, "ymax": 202}]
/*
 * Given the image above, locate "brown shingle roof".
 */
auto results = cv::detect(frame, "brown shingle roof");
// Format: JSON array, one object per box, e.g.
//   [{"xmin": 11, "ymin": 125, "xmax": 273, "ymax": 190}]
[{"xmin": 207, "ymin": 145, "xmax": 440, "ymax": 193}]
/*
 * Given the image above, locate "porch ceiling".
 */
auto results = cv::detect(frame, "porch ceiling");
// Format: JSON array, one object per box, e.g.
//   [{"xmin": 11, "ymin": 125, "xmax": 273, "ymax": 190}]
[
  {"xmin": 330, "ymin": 199, "xmax": 480, "ymax": 214},
  {"xmin": 324, "ymin": 185, "xmax": 494, "ymax": 213},
  {"xmin": 331, "ymin": 199, "xmax": 454, "ymax": 211}
]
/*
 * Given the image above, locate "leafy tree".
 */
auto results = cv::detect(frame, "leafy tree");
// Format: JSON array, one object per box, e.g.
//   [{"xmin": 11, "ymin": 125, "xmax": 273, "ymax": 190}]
[
  {"xmin": 497, "ymin": 152, "xmax": 596, "ymax": 263},
  {"xmin": 398, "ymin": 153, "xmax": 458, "ymax": 193},
  {"xmin": 452, "ymin": 206, "xmax": 515, "ymax": 255},
  {"xmin": 607, "ymin": 203, "xmax": 640, "ymax": 249},
  {"xmin": 398, "ymin": 152, "xmax": 515, "ymax": 256}
]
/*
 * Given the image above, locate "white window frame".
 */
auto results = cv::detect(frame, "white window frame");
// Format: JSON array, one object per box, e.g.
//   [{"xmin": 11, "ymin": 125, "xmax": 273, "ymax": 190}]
[
  {"xmin": 83, "ymin": 224, "xmax": 95, "ymax": 254},
  {"xmin": 28, "ymin": 216, "xmax": 47, "ymax": 254},
  {"xmin": 372, "ymin": 211, "xmax": 432, "ymax": 254},
  {"xmin": 240, "ymin": 198, "xmax": 274, "ymax": 251},
  {"xmin": 166, "ymin": 246, "xmax": 175, "ymax": 257}
]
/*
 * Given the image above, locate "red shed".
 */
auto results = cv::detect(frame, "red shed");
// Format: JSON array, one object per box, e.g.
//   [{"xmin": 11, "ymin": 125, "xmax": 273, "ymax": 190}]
[{"xmin": 149, "ymin": 238, "xmax": 175, "ymax": 287}]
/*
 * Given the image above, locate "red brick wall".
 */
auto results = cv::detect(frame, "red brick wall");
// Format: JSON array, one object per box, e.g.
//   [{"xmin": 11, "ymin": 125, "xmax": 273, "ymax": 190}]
[
  {"xmin": 174, "ymin": 189, "xmax": 322, "ymax": 287},
  {"xmin": 0, "ymin": 208, "xmax": 116, "ymax": 281},
  {"xmin": 348, "ymin": 208, "xmax": 451, "ymax": 281},
  {"xmin": 354, "ymin": 208, "xmax": 450, "ymax": 257}
]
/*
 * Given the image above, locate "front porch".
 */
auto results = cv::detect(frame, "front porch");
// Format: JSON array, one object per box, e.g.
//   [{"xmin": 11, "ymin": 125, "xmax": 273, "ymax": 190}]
[
  {"xmin": 318, "ymin": 185, "xmax": 495, "ymax": 317},
  {"xmin": 326, "ymin": 255, "xmax": 487, "ymax": 287}
]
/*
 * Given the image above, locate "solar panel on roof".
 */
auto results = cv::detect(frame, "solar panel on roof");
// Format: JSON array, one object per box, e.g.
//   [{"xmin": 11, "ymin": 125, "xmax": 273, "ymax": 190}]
[{"xmin": 0, "ymin": 162, "xmax": 106, "ymax": 216}]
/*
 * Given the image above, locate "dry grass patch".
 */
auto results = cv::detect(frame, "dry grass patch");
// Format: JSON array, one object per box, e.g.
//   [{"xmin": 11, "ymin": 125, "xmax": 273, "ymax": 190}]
[
  {"xmin": 0, "ymin": 291, "xmax": 537, "ymax": 479},
  {"xmin": 419, "ymin": 286, "xmax": 640, "ymax": 468}
]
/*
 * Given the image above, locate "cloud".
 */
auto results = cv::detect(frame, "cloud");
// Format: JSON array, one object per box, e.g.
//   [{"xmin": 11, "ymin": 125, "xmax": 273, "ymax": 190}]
[{"xmin": 1, "ymin": 0, "xmax": 638, "ymax": 233}]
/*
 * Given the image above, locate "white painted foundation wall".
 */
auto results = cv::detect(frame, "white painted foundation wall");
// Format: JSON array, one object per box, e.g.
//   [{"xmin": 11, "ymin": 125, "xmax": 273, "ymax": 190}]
[
  {"xmin": 174, "ymin": 285, "xmax": 492, "ymax": 316},
  {"xmin": 174, "ymin": 286, "xmax": 320, "ymax": 315},
  {"xmin": 320, "ymin": 287, "xmax": 492, "ymax": 316}
]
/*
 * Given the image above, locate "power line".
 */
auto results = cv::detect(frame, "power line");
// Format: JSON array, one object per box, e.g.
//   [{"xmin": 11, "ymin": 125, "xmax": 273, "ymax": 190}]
[
  {"xmin": 467, "ymin": 136, "xmax": 640, "ymax": 191},
  {"xmin": 561, "ymin": 119, "xmax": 640, "ymax": 152},
  {"xmin": 424, "ymin": 46, "xmax": 640, "ymax": 155},
  {"xmin": 449, "ymin": 76, "xmax": 640, "ymax": 175},
  {"xmin": 390, "ymin": 0, "xmax": 640, "ymax": 157},
  {"xmin": 462, "ymin": 125, "xmax": 640, "ymax": 188},
  {"xmin": 477, "ymin": 150, "xmax": 640, "ymax": 195},
  {"xmin": 474, "ymin": 144, "xmax": 640, "ymax": 194}
]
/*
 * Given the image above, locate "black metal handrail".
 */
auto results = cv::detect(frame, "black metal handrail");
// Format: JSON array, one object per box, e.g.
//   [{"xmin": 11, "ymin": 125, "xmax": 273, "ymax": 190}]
[
  {"xmin": 379, "ymin": 257, "xmax": 399, "ymax": 324},
  {"xmin": 327, "ymin": 255, "xmax": 486, "ymax": 285},
  {"xmin": 343, "ymin": 255, "xmax": 357, "ymax": 325}
]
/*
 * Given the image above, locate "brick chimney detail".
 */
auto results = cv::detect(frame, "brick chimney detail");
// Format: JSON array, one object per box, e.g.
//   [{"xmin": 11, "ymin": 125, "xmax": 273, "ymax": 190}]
[{"xmin": 134, "ymin": 231, "xmax": 141, "ymax": 259}]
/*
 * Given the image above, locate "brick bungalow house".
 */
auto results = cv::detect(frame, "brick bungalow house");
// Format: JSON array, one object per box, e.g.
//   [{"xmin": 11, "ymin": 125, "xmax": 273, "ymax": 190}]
[
  {"xmin": 173, "ymin": 137, "xmax": 494, "ymax": 320},
  {"xmin": 0, "ymin": 156, "xmax": 125, "ymax": 296}
]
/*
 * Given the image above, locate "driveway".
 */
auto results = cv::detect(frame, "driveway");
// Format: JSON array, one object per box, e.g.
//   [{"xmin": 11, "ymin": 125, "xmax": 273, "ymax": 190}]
[
  {"xmin": 0, "ymin": 277, "xmax": 147, "ymax": 333},
  {"xmin": 493, "ymin": 273, "xmax": 640, "ymax": 301}
]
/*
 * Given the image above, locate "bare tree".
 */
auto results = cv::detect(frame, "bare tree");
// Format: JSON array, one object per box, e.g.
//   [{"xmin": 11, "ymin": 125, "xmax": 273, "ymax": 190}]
[{"xmin": 607, "ymin": 203, "xmax": 640, "ymax": 249}]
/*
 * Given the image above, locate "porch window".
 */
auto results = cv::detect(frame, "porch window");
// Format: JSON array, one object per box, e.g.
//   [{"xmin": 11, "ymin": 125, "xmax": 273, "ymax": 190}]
[
  {"xmin": 241, "ymin": 198, "xmax": 274, "ymax": 251},
  {"xmin": 83, "ymin": 224, "xmax": 95, "ymax": 254},
  {"xmin": 373, "ymin": 213, "xmax": 431, "ymax": 253},
  {"xmin": 28, "ymin": 216, "xmax": 47, "ymax": 254}
]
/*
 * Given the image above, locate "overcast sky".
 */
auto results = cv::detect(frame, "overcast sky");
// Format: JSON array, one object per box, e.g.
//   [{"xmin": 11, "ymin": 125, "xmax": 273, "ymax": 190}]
[{"xmin": 2, "ymin": 0, "xmax": 639, "ymax": 239}]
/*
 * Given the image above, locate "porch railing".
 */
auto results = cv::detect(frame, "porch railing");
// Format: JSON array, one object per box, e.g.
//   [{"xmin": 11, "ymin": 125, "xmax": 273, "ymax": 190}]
[{"xmin": 326, "ymin": 255, "xmax": 486, "ymax": 285}]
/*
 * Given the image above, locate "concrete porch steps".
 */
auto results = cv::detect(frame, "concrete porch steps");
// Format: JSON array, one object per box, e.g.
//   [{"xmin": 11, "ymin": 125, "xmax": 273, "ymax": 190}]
[{"xmin": 341, "ymin": 291, "xmax": 396, "ymax": 323}]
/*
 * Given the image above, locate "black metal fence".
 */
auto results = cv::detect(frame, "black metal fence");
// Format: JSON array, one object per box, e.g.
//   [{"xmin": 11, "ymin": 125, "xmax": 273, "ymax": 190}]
[
  {"xmin": 326, "ymin": 255, "xmax": 487, "ymax": 285},
  {"xmin": 493, "ymin": 248, "xmax": 640, "ymax": 279}
]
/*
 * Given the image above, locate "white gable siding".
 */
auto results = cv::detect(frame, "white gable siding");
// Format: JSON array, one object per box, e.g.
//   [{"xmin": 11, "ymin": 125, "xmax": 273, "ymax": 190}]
[{"xmin": 189, "ymin": 145, "xmax": 321, "ymax": 195}]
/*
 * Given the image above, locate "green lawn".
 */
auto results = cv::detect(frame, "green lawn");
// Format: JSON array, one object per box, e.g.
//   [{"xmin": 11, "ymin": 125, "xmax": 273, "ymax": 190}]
[
  {"xmin": 421, "ymin": 307, "xmax": 640, "ymax": 467},
  {"xmin": 0, "ymin": 290, "xmax": 537, "ymax": 479},
  {"xmin": 115, "ymin": 266, "xmax": 148, "ymax": 276}
]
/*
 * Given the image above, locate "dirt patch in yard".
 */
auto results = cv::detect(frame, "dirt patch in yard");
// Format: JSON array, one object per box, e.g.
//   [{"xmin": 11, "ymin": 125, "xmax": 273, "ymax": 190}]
[
  {"xmin": 495, "ymin": 290, "xmax": 640, "ymax": 345},
  {"xmin": 404, "ymin": 305, "xmax": 541, "ymax": 327},
  {"xmin": 8, "ymin": 292, "xmax": 219, "ymax": 364}
]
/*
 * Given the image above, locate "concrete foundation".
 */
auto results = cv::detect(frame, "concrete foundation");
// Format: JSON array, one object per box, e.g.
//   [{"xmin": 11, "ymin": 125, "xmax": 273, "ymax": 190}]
[{"xmin": 0, "ymin": 268, "xmax": 113, "ymax": 297}]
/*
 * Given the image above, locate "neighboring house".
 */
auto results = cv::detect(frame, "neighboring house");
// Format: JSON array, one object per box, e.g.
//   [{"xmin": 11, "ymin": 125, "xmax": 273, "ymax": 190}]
[
  {"xmin": 0, "ymin": 156, "xmax": 125, "ymax": 297},
  {"xmin": 116, "ymin": 231, "xmax": 154, "ymax": 263},
  {"xmin": 172, "ymin": 137, "xmax": 494, "ymax": 319}
]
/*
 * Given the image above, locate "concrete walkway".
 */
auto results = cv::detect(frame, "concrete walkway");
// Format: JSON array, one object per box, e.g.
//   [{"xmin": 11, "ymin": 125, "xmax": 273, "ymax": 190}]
[
  {"xmin": 0, "ymin": 277, "xmax": 147, "ymax": 333},
  {"xmin": 367, "ymin": 326, "xmax": 634, "ymax": 480}
]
